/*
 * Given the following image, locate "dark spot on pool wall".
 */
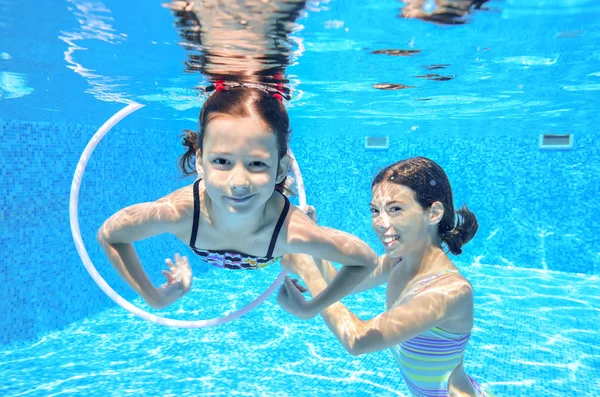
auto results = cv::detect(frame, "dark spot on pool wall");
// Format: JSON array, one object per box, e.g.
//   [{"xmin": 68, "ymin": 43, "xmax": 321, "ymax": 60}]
[
  {"xmin": 372, "ymin": 83, "xmax": 416, "ymax": 90},
  {"xmin": 414, "ymin": 74, "xmax": 455, "ymax": 81},
  {"xmin": 370, "ymin": 49, "xmax": 421, "ymax": 56},
  {"xmin": 421, "ymin": 64, "xmax": 450, "ymax": 70}
]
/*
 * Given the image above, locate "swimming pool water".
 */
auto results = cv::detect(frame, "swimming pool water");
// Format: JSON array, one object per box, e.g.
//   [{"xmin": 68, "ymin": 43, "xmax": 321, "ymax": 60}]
[
  {"xmin": 1, "ymin": 264, "xmax": 598, "ymax": 396},
  {"xmin": 1, "ymin": 0, "xmax": 600, "ymax": 395}
]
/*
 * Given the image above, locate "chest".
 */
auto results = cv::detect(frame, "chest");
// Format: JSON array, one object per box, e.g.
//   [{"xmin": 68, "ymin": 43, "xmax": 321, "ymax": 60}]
[
  {"xmin": 385, "ymin": 266, "xmax": 413, "ymax": 309},
  {"xmin": 196, "ymin": 221, "xmax": 277, "ymax": 256}
]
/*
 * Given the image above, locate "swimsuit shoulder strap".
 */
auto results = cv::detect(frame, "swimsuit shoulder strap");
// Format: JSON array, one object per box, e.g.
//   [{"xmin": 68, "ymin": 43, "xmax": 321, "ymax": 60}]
[
  {"xmin": 265, "ymin": 193, "xmax": 290, "ymax": 258},
  {"xmin": 189, "ymin": 179, "xmax": 202, "ymax": 249}
]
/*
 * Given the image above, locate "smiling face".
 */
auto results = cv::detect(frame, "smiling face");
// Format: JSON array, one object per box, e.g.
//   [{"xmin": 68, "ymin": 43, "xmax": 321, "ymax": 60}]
[
  {"xmin": 370, "ymin": 181, "xmax": 440, "ymax": 258},
  {"xmin": 197, "ymin": 115, "xmax": 288, "ymax": 214}
]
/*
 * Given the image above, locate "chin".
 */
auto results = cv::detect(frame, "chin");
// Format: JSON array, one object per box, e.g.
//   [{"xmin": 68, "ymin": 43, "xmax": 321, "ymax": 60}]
[
  {"xmin": 385, "ymin": 244, "xmax": 404, "ymax": 258},
  {"xmin": 224, "ymin": 203, "xmax": 256, "ymax": 215}
]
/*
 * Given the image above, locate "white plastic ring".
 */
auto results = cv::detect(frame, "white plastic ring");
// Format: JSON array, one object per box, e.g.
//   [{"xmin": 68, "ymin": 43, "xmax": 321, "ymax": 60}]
[{"xmin": 69, "ymin": 103, "xmax": 306, "ymax": 328}]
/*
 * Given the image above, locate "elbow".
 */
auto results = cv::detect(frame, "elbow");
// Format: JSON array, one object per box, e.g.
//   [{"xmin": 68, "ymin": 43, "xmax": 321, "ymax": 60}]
[
  {"xmin": 347, "ymin": 345, "xmax": 360, "ymax": 356},
  {"xmin": 96, "ymin": 225, "xmax": 111, "ymax": 245},
  {"xmin": 357, "ymin": 244, "xmax": 378, "ymax": 269},
  {"xmin": 357, "ymin": 250, "xmax": 378, "ymax": 270},
  {"xmin": 343, "ymin": 330, "xmax": 369, "ymax": 356},
  {"xmin": 346, "ymin": 340, "xmax": 366, "ymax": 357},
  {"xmin": 368, "ymin": 251, "xmax": 378, "ymax": 269},
  {"xmin": 146, "ymin": 299, "xmax": 166, "ymax": 310}
]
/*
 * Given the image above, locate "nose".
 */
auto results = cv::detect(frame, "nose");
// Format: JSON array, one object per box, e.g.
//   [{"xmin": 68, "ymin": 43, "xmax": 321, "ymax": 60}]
[
  {"xmin": 228, "ymin": 165, "xmax": 250, "ymax": 192},
  {"xmin": 372, "ymin": 212, "xmax": 391, "ymax": 233}
]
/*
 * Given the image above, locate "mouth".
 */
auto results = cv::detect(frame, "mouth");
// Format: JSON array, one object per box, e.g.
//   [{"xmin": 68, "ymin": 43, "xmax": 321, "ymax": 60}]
[
  {"xmin": 225, "ymin": 194, "xmax": 255, "ymax": 204},
  {"xmin": 381, "ymin": 234, "xmax": 400, "ymax": 248}
]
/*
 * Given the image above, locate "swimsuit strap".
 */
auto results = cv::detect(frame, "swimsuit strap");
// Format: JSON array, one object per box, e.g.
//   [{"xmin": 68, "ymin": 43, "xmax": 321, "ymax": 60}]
[
  {"xmin": 396, "ymin": 269, "xmax": 460, "ymax": 306},
  {"xmin": 189, "ymin": 179, "xmax": 202, "ymax": 248},
  {"xmin": 265, "ymin": 192, "xmax": 290, "ymax": 258},
  {"xmin": 190, "ymin": 181, "xmax": 289, "ymax": 258}
]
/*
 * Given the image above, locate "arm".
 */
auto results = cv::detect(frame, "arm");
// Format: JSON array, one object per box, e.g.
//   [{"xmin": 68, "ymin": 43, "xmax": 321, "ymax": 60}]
[
  {"xmin": 284, "ymin": 209, "xmax": 378, "ymax": 317},
  {"xmin": 313, "ymin": 254, "xmax": 396, "ymax": 294},
  {"xmin": 286, "ymin": 205, "xmax": 393, "ymax": 294},
  {"xmin": 283, "ymin": 256, "xmax": 473, "ymax": 356},
  {"xmin": 96, "ymin": 188, "xmax": 192, "ymax": 309}
]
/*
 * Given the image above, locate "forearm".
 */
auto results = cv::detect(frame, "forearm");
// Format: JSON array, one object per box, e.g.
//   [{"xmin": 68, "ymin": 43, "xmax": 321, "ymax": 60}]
[
  {"xmin": 97, "ymin": 238, "xmax": 163, "ymax": 308},
  {"xmin": 301, "ymin": 265, "xmax": 365, "ymax": 354},
  {"xmin": 309, "ymin": 264, "xmax": 373, "ymax": 313},
  {"xmin": 314, "ymin": 258, "xmax": 337, "ymax": 284}
]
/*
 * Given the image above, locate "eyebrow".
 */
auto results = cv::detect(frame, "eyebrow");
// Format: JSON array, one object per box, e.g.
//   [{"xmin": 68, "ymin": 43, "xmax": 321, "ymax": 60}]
[
  {"xmin": 208, "ymin": 151, "xmax": 271, "ymax": 159},
  {"xmin": 370, "ymin": 201, "xmax": 406, "ymax": 207}
]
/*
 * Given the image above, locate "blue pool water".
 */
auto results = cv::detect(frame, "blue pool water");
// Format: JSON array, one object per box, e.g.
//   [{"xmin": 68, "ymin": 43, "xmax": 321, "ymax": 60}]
[{"xmin": 1, "ymin": 0, "xmax": 600, "ymax": 396}]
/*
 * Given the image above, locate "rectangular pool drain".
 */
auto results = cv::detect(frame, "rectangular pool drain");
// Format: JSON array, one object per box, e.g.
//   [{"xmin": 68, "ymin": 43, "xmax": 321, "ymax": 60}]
[
  {"xmin": 539, "ymin": 133, "xmax": 573, "ymax": 150},
  {"xmin": 365, "ymin": 136, "xmax": 389, "ymax": 149}
]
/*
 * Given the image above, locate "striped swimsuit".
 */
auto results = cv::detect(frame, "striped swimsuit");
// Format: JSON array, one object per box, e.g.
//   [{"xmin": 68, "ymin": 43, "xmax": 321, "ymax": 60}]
[
  {"xmin": 388, "ymin": 269, "xmax": 494, "ymax": 397},
  {"xmin": 189, "ymin": 179, "xmax": 290, "ymax": 270}
]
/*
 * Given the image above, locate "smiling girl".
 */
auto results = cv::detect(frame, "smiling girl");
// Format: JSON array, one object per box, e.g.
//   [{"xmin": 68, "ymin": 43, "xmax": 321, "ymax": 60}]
[{"xmin": 96, "ymin": 86, "xmax": 377, "ymax": 319}]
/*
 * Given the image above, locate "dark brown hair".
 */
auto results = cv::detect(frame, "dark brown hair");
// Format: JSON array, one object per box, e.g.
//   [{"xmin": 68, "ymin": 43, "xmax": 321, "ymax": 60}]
[
  {"xmin": 179, "ymin": 87, "xmax": 292, "ymax": 192},
  {"xmin": 372, "ymin": 157, "xmax": 478, "ymax": 255}
]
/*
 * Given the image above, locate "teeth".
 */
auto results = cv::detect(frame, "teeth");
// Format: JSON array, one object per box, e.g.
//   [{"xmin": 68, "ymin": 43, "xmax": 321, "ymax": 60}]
[{"xmin": 383, "ymin": 235, "xmax": 399, "ymax": 243}]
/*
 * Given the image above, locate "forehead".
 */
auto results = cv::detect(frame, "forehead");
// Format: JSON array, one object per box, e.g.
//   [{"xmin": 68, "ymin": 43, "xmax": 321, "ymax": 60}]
[
  {"xmin": 204, "ymin": 116, "xmax": 276, "ymax": 153},
  {"xmin": 371, "ymin": 182, "xmax": 417, "ymax": 205}
]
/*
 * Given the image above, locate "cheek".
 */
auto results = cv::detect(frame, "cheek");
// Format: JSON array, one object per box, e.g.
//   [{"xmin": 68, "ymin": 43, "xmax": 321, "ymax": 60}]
[
  {"xmin": 204, "ymin": 170, "xmax": 223, "ymax": 184},
  {"xmin": 252, "ymin": 170, "xmax": 276, "ymax": 187}
]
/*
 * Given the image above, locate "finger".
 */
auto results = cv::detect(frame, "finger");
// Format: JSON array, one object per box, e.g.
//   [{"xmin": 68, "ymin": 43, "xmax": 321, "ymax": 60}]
[
  {"xmin": 284, "ymin": 276, "xmax": 296, "ymax": 288},
  {"xmin": 174, "ymin": 253, "xmax": 181, "ymax": 263},
  {"xmin": 162, "ymin": 270, "xmax": 175, "ymax": 282},
  {"xmin": 293, "ymin": 280, "xmax": 307, "ymax": 291},
  {"xmin": 165, "ymin": 258, "xmax": 175, "ymax": 270},
  {"xmin": 292, "ymin": 280, "xmax": 308, "ymax": 293}
]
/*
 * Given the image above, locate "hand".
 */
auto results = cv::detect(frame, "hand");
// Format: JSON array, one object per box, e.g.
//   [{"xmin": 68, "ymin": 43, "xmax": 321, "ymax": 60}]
[
  {"xmin": 304, "ymin": 204, "xmax": 317, "ymax": 223},
  {"xmin": 161, "ymin": 253, "xmax": 192, "ymax": 292},
  {"xmin": 277, "ymin": 276, "xmax": 317, "ymax": 320},
  {"xmin": 162, "ymin": 1, "xmax": 195, "ymax": 12}
]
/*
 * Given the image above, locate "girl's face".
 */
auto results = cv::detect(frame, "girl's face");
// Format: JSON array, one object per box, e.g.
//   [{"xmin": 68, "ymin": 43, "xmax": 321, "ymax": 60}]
[
  {"xmin": 197, "ymin": 116, "xmax": 288, "ymax": 215},
  {"xmin": 370, "ymin": 182, "xmax": 437, "ymax": 258}
]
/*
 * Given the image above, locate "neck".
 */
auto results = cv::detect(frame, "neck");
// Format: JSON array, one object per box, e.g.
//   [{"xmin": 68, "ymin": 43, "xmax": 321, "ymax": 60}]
[{"xmin": 399, "ymin": 240, "xmax": 447, "ymax": 281}]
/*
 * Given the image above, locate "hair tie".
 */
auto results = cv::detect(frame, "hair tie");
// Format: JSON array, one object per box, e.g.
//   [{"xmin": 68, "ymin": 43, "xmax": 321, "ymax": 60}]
[
  {"xmin": 214, "ymin": 80, "xmax": 226, "ymax": 92},
  {"xmin": 272, "ymin": 74, "xmax": 285, "ymax": 101}
]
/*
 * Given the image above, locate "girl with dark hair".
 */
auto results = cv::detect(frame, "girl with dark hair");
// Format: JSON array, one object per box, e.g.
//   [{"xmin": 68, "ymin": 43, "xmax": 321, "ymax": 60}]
[
  {"xmin": 278, "ymin": 157, "xmax": 494, "ymax": 396},
  {"xmin": 96, "ymin": 86, "xmax": 377, "ymax": 318}
]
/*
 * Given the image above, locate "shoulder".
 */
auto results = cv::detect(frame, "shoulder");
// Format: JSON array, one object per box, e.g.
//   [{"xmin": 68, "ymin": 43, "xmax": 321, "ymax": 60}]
[
  {"xmin": 152, "ymin": 183, "xmax": 196, "ymax": 224},
  {"xmin": 283, "ymin": 205, "xmax": 330, "ymax": 243},
  {"xmin": 430, "ymin": 270, "xmax": 474, "ymax": 329}
]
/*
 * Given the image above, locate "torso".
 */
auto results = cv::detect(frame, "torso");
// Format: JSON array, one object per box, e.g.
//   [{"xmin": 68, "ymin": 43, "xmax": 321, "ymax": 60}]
[
  {"xmin": 385, "ymin": 257, "xmax": 473, "ymax": 334},
  {"xmin": 384, "ymin": 256, "xmax": 478, "ymax": 396},
  {"xmin": 168, "ymin": 180, "xmax": 291, "ymax": 260}
]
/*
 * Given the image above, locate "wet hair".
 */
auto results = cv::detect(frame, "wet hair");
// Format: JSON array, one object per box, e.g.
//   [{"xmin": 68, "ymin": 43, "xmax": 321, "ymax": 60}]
[
  {"xmin": 372, "ymin": 157, "xmax": 478, "ymax": 255},
  {"xmin": 178, "ymin": 87, "xmax": 292, "ymax": 193}
]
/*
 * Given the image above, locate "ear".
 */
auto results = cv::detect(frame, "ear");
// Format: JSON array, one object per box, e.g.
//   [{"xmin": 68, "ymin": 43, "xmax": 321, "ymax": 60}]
[
  {"xmin": 195, "ymin": 148, "xmax": 204, "ymax": 178},
  {"xmin": 276, "ymin": 154, "xmax": 292, "ymax": 184},
  {"xmin": 428, "ymin": 201, "xmax": 444, "ymax": 225}
]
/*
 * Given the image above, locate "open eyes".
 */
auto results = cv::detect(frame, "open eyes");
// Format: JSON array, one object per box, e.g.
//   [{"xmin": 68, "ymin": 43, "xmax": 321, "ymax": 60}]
[
  {"xmin": 370, "ymin": 207, "xmax": 402, "ymax": 215},
  {"xmin": 211, "ymin": 159, "xmax": 268, "ymax": 168},
  {"xmin": 249, "ymin": 161, "xmax": 268, "ymax": 168},
  {"xmin": 212, "ymin": 158, "xmax": 229, "ymax": 166}
]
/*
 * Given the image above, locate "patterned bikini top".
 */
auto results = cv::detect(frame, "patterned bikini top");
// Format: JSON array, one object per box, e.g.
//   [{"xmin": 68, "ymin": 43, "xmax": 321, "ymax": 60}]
[{"xmin": 189, "ymin": 179, "xmax": 290, "ymax": 270}]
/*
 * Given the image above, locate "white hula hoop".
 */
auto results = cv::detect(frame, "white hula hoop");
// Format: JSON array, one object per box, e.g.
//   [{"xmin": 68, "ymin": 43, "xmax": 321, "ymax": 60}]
[{"xmin": 69, "ymin": 103, "xmax": 306, "ymax": 328}]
